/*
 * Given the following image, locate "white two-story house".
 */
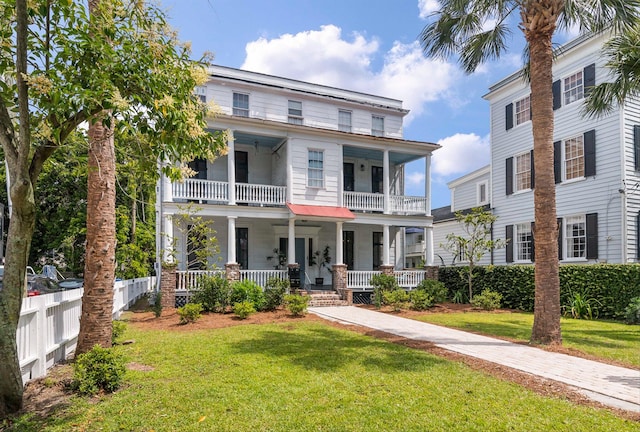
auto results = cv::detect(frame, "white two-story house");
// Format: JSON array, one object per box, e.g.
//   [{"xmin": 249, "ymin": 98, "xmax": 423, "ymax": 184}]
[
  {"xmin": 157, "ymin": 65, "xmax": 439, "ymax": 293},
  {"xmin": 485, "ymin": 32, "xmax": 640, "ymax": 265}
]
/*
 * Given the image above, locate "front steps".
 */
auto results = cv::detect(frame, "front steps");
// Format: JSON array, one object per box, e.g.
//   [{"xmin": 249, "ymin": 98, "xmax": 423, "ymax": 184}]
[{"xmin": 306, "ymin": 290, "xmax": 348, "ymax": 307}]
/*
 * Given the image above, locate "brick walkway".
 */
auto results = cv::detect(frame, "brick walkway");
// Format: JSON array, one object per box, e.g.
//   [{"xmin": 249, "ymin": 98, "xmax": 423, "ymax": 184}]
[{"xmin": 309, "ymin": 306, "xmax": 640, "ymax": 413}]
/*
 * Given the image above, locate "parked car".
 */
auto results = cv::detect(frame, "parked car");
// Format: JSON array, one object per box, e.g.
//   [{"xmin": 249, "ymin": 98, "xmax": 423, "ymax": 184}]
[{"xmin": 27, "ymin": 276, "xmax": 64, "ymax": 296}]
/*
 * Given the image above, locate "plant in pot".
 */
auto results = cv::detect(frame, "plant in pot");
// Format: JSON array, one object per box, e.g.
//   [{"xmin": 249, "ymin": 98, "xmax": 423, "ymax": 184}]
[{"xmin": 310, "ymin": 245, "xmax": 331, "ymax": 285}]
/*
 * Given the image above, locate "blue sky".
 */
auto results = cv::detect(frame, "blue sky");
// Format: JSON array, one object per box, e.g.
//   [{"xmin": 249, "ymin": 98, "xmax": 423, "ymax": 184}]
[{"xmin": 163, "ymin": 0, "xmax": 577, "ymax": 209}]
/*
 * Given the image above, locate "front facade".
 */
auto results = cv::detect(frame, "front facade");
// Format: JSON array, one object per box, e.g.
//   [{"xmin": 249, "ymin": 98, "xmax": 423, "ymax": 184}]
[
  {"xmin": 485, "ymin": 32, "xmax": 640, "ymax": 265},
  {"xmin": 158, "ymin": 65, "xmax": 438, "ymax": 291}
]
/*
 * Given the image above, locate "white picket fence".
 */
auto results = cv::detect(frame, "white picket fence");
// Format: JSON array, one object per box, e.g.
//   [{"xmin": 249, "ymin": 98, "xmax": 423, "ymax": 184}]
[{"xmin": 16, "ymin": 277, "xmax": 155, "ymax": 385}]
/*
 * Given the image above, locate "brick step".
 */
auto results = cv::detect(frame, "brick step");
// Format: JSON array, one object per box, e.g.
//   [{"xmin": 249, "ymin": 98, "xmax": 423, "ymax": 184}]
[
  {"xmin": 308, "ymin": 299, "xmax": 349, "ymax": 307},
  {"xmin": 309, "ymin": 294, "xmax": 341, "ymax": 300}
]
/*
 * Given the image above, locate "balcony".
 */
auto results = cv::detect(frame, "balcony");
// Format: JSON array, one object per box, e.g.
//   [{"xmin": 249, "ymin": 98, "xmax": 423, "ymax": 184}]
[
  {"xmin": 343, "ymin": 192, "xmax": 428, "ymax": 215},
  {"xmin": 172, "ymin": 179, "xmax": 286, "ymax": 206}
]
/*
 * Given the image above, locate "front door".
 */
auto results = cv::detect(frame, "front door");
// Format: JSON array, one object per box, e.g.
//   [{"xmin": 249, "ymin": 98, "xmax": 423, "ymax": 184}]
[
  {"xmin": 295, "ymin": 238, "xmax": 305, "ymax": 281},
  {"xmin": 235, "ymin": 151, "xmax": 248, "ymax": 183},
  {"xmin": 343, "ymin": 231, "xmax": 354, "ymax": 270},
  {"xmin": 343, "ymin": 162, "xmax": 354, "ymax": 191},
  {"xmin": 371, "ymin": 166, "xmax": 383, "ymax": 193}
]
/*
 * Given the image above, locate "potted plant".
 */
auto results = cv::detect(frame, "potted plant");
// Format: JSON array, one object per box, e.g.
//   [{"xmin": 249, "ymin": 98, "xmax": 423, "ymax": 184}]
[{"xmin": 310, "ymin": 245, "xmax": 331, "ymax": 285}]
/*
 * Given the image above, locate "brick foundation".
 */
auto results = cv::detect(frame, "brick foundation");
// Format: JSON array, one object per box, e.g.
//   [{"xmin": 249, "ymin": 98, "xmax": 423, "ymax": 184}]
[
  {"xmin": 424, "ymin": 265, "xmax": 439, "ymax": 280},
  {"xmin": 332, "ymin": 264, "xmax": 352, "ymax": 304},
  {"xmin": 160, "ymin": 266, "xmax": 176, "ymax": 310},
  {"xmin": 225, "ymin": 263, "xmax": 241, "ymax": 282}
]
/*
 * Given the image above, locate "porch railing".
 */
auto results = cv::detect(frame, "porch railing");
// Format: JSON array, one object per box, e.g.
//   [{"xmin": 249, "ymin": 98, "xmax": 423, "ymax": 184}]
[
  {"xmin": 236, "ymin": 183, "xmax": 286, "ymax": 206},
  {"xmin": 390, "ymin": 195, "xmax": 428, "ymax": 215},
  {"xmin": 343, "ymin": 192, "xmax": 428, "ymax": 214},
  {"xmin": 347, "ymin": 271, "xmax": 382, "ymax": 290},
  {"xmin": 239, "ymin": 269, "xmax": 288, "ymax": 287},
  {"xmin": 172, "ymin": 179, "xmax": 228, "ymax": 202},
  {"xmin": 346, "ymin": 270, "xmax": 426, "ymax": 290},
  {"xmin": 176, "ymin": 269, "xmax": 288, "ymax": 291},
  {"xmin": 394, "ymin": 270, "xmax": 425, "ymax": 289}
]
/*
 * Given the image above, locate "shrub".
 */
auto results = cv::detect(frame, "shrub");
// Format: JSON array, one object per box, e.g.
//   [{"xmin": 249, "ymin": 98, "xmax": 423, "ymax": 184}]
[
  {"xmin": 231, "ymin": 279, "xmax": 266, "ymax": 311},
  {"xmin": 285, "ymin": 294, "xmax": 309, "ymax": 316},
  {"xmin": 370, "ymin": 274, "xmax": 399, "ymax": 309},
  {"xmin": 151, "ymin": 291, "xmax": 163, "ymax": 318},
  {"xmin": 451, "ymin": 289, "xmax": 468, "ymax": 304},
  {"xmin": 563, "ymin": 292, "xmax": 601, "ymax": 320},
  {"xmin": 415, "ymin": 279, "xmax": 448, "ymax": 303},
  {"xmin": 470, "ymin": 289, "xmax": 502, "ymax": 311},
  {"xmin": 383, "ymin": 289, "xmax": 410, "ymax": 311},
  {"xmin": 624, "ymin": 297, "xmax": 640, "ymax": 324},
  {"xmin": 410, "ymin": 290, "xmax": 434, "ymax": 311},
  {"xmin": 177, "ymin": 303, "xmax": 203, "ymax": 324},
  {"xmin": 263, "ymin": 277, "xmax": 289, "ymax": 311},
  {"xmin": 233, "ymin": 301, "xmax": 256, "ymax": 319},
  {"xmin": 111, "ymin": 320, "xmax": 127, "ymax": 345},
  {"xmin": 192, "ymin": 275, "xmax": 231, "ymax": 313},
  {"xmin": 72, "ymin": 345, "xmax": 126, "ymax": 395}
]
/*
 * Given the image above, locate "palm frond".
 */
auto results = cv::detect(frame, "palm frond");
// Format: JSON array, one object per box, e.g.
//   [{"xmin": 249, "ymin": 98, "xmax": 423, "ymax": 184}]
[
  {"xmin": 459, "ymin": 24, "xmax": 509, "ymax": 74},
  {"xmin": 561, "ymin": 0, "xmax": 640, "ymax": 35}
]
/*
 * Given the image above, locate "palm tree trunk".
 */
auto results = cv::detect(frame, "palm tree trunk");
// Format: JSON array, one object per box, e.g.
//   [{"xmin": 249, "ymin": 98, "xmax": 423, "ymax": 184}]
[{"xmin": 522, "ymin": 0, "xmax": 563, "ymax": 345}]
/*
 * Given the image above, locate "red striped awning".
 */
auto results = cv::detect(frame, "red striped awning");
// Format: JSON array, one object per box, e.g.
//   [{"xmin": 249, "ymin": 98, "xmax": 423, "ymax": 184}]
[{"xmin": 286, "ymin": 203, "xmax": 355, "ymax": 220}]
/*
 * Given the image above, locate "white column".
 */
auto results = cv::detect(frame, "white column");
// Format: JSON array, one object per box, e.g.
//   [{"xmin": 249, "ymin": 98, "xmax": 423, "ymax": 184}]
[
  {"xmin": 335, "ymin": 221, "xmax": 343, "ymax": 264},
  {"xmin": 425, "ymin": 154, "xmax": 432, "ymax": 216},
  {"xmin": 288, "ymin": 218, "xmax": 296, "ymax": 265},
  {"xmin": 425, "ymin": 226, "xmax": 434, "ymax": 266},
  {"xmin": 383, "ymin": 149, "xmax": 390, "ymax": 214},
  {"xmin": 161, "ymin": 214, "xmax": 175, "ymax": 264},
  {"xmin": 383, "ymin": 224, "xmax": 390, "ymax": 266},
  {"xmin": 286, "ymin": 138, "xmax": 293, "ymax": 203},
  {"xmin": 227, "ymin": 216, "xmax": 237, "ymax": 264},
  {"xmin": 228, "ymin": 130, "xmax": 236, "ymax": 205}
]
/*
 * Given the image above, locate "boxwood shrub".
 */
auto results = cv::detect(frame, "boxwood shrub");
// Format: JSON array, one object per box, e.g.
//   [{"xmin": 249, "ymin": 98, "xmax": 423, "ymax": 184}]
[{"xmin": 438, "ymin": 264, "xmax": 640, "ymax": 320}]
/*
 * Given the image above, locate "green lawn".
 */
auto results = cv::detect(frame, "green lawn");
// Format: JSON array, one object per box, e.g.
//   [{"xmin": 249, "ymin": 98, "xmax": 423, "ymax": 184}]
[
  {"xmin": 11, "ymin": 320, "xmax": 638, "ymax": 431},
  {"xmin": 415, "ymin": 311, "xmax": 640, "ymax": 368}
]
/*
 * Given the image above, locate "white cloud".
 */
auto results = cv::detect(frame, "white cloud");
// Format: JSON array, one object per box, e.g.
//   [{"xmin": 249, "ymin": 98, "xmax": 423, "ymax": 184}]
[
  {"xmin": 240, "ymin": 25, "xmax": 459, "ymax": 125},
  {"xmin": 432, "ymin": 133, "xmax": 490, "ymax": 178},
  {"xmin": 418, "ymin": 0, "xmax": 440, "ymax": 19},
  {"xmin": 407, "ymin": 171, "xmax": 425, "ymax": 186}
]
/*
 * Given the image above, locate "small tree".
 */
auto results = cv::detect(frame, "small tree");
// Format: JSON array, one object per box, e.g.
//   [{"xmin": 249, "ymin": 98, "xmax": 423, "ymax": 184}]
[
  {"xmin": 441, "ymin": 207, "xmax": 506, "ymax": 301},
  {"xmin": 168, "ymin": 203, "xmax": 220, "ymax": 271}
]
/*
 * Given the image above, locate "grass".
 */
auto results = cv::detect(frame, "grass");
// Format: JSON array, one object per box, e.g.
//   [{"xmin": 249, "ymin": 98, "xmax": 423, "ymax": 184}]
[
  {"xmin": 11, "ymin": 321, "xmax": 638, "ymax": 431},
  {"xmin": 416, "ymin": 311, "xmax": 640, "ymax": 367}
]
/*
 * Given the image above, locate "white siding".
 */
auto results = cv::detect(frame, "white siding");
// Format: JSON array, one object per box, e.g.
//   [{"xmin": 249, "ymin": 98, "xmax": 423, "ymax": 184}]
[
  {"xmin": 451, "ymin": 171, "xmax": 491, "ymax": 211},
  {"xmin": 433, "ymin": 219, "xmax": 494, "ymax": 267},
  {"xmin": 623, "ymin": 96, "xmax": 640, "ymax": 262},
  {"xmin": 290, "ymin": 136, "xmax": 341, "ymax": 206}
]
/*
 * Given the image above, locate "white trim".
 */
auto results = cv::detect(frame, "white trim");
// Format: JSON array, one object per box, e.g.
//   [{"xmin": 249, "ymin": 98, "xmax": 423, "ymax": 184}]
[
  {"xmin": 561, "ymin": 68, "xmax": 585, "ymax": 107},
  {"xmin": 514, "ymin": 94, "xmax": 531, "ymax": 127},
  {"xmin": 476, "ymin": 180, "xmax": 489, "ymax": 206},
  {"xmin": 513, "ymin": 150, "xmax": 533, "ymax": 193},
  {"xmin": 562, "ymin": 213, "xmax": 588, "ymax": 261},
  {"xmin": 514, "ymin": 222, "xmax": 533, "ymax": 263}
]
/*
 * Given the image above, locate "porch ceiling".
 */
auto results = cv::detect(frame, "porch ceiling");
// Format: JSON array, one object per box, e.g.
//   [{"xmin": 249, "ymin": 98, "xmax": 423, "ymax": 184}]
[
  {"xmin": 343, "ymin": 147, "xmax": 423, "ymax": 165},
  {"xmin": 209, "ymin": 129, "xmax": 284, "ymax": 148}
]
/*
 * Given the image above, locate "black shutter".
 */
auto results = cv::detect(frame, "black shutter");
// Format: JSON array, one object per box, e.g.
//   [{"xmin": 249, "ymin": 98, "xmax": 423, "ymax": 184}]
[
  {"xmin": 634, "ymin": 125, "xmax": 640, "ymax": 171},
  {"xmin": 505, "ymin": 103, "xmax": 513, "ymax": 130},
  {"xmin": 552, "ymin": 80, "xmax": 561, "ymax": 110},
  {"xmin": 584, "ymin": 130, "xmax": 596, "ymax": 177},
  {"xmin": 506, "ymin": 225, "xmax": 514, "ymax": 263},
  {"xmin": 554, "ymin": 141, "xmax": 562, "ymax": 183},
  {"xmin": 583, "ymin": 63, "xmax": 595, "ymax": 96},
  {"xmin": 530, "ymin": 222, "xmax": 535, "ymax": 262},
  {"xmin": 586, "ymin": 213, "xmax": 598, "ymax": 259},
  {"xmin": 557, "ymin": 218, "xmax": 563, "ymax": 260},
  {"xmin": 506, "ymin": 157, "xmax": 513, "ymax": 195},
  {"xmin": 637, "ymin": 211, "xmax": 640, "ymax": 259},
  {"xmin": 530, "ymin": 150, "xmax": 535, "ymax": 189}
]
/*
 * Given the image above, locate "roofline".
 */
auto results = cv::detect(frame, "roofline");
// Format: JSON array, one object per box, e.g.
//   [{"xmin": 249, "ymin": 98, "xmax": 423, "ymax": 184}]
[
  {"xmin": 447, "ymin": 165, "xmax": 490, "ymax": 188},
  {"xmin": 208, "ymin": 64, "xmax": 410, "ymax": 115}
]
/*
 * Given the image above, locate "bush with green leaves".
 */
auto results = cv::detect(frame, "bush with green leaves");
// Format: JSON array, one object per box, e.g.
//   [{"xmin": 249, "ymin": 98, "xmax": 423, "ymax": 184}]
[
  {"xmin": 624, "ymin": 297, "xmax": 640, "ymax": 324},
  {"xmin": 563, "ymin": 292, "xmax": 601, "ymax": 320},
  {"xmin": 285, "ymin": 294, "xmax": 309, "ymax": 316},
  {"xmin": 451, "ymin": 289, "xmax": 468, "ymax": 304},
  {"xmin": 410, "ymin": 290, "xmax": 434, "ymax": 311},
  {"xmin": 263, "ymin": 277, "xmax": 289, "ymax": 311},
  {"xmin": 470, "ymin": 289, "xmax": 502, "ymax": 311},
  {"xmin": 192, "ymin": 275, "xmax": 232, "ymax": 313},
  {"xmin": 383, "ymin": 289, "xmax": 410, "ymax": 311},
  {"xmin": 177, "ymin": 303, "xmax": 203, "ymax": 324},
  {"xmin": 231, "ymin": 279, "xmax": 266, "ymax": 311},
  {"xmin": 370, "ymin": 274, "xmax": 399, "ymax": 309},
  {"xmin": 111, "ymin": 320, "xmax": 127, "ymax": 345},
  {"xmin": 233, "ymin": 301, "xmax": 256, "ymax": 319},
  {"xmin": 415, "ymin": 279, "xmax": 448, "ymax": 303},
  {"xmin": 72, "ymin": 345, "xmax": 126, "ymax": 396},
  {"xmin": 151, "ymin": 291, "xmax": 163, "ymax": 318}
]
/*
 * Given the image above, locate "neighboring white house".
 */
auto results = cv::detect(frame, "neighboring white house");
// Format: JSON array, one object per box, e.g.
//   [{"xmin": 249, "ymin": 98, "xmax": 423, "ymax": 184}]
[
  {"xmin": 485, "ymin": 32, "xmax": 640, "ymax": 265},
  {"xmin": 157, "ymin": 65, "xmax": 439, "ymax": 290},
  {"xmin": 431, "ymin": 165, "xmax": 493, "ymax": 266}
]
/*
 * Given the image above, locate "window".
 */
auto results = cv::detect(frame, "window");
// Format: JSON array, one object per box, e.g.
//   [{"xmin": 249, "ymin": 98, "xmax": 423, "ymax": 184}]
[
  {"xmin": 565, "ymin": 215, "xmax": 586, "ymax": 259},
  {"xmin": 563, "ymin": 71, "xmax": 583, "ymax": 105},
  {"xmin": 372, "ymin": 115, "xmax": 384, "ymax": 137},
  {"xmin": 236, "ymin": 228, "xmax": 248, "ymax": 270},
  {"xmin": 288, "ymin": 100, "xmax": 303, "ymax": 125},
  {"xmin": 373, "ymin": 232, "xmax": 383, "ymax": 269},
  {"xmin": 339, "ymin": 110, "xmax": 352, "ymax": 132},
  {"xmin": 308, "ymin": 150, "xmax": 324, "ymax": 188},
  {"xmin": 195, "ymin": 86, "xmax": 207, "ymax": 103},
  {"xmin": 564, "ymin": 135, "xmax": 584, "ymax": 181},
  {"xmin": 477, "ymin": 181, "xmax": 488, "ymax": 205},
  {"xmin": 233, "ymin": 92, "xmax": 249, "ymax": 117},
  {"xmin": 515, "ymin": 223, "xmax": 533, "ymax": 262},
  {"xmin": 515, "ymin": 95, "xmax": 531, "ymax": 126},
  {"xmin": 515, "ymin": 152, "xmax": 532, "ymax": 192}
]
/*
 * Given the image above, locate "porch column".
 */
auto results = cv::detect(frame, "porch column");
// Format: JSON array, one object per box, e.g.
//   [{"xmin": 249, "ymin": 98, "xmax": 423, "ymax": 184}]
[
  {"xmin": 288, "ymin": 218, "xmax": 296, "ymax": 265},
  {"xmin": 425, "ymin": 153, "xmax": 432, "ymax": 216},
  {"xmin": 338, "ymin": 145, "xmax": 344, "ymax": 207},
  {"xmin": 383, "ymin": 149, "xmax": 390, "ymax": 214},
  {"xmin": 335, "ymin": 221, "xmax": 343, "ymax": 264},
  {"xmin": 227, "ymin": 216, "xmax": 237, "ymax": 264},
  {"xmin": 425, "ymin": 226, "xmax": 434, "ymax": 266},
  {"xmin": 161, "ymin": 214, "xmax": 175, "ymax": 265},
  {"xmin": 383, "ymin": 224, "xmax": 390, "ymax": 266},
  {"xmin": 228, "ymin": 130, "xmax": 236, "ymax": 205},
  {"xmin": 286, "ymin": 139, "xmax": 293, "ymax": 203}
]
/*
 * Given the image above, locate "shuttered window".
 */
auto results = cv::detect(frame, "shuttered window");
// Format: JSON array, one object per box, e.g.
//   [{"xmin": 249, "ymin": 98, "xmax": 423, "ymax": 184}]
[
  {"xmin": 554, "ymin": 130, "xmax": 596, "ymax": 183},
  {"xmin": 552, "ymin": 63, "xmax": 595, "ymax": 109},
  {"xmin": 515, "ymin": 152, "xmax": 532, "ymax": 191},
  {"xmin": 515, "ymin": 223, "xmax": 533, "ymax": 262},
  {"xmin": 515, "ymin": 95, "xmax": 531, "ymax": 126},
  {"xmin": 561, "ymin": 213, "xmax": 598, "ymax": 260},
  {"xmin": 634, "ymin": 125, "xmax": 640, "ymax": 171}
]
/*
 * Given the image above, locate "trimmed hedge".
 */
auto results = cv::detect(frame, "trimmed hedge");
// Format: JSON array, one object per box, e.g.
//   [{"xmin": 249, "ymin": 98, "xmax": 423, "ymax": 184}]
[{"xmin": 438, "ymin": 264, "xmax": 640, "ymax": 320}]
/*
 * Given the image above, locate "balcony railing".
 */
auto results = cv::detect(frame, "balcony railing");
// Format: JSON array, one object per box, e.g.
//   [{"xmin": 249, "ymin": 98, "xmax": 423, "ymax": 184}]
[
  {"xmin": 343, "ymin": 192, "xmax": 428, "ymax": 215},
  {"xmin": 172, "ymin": 179, "xmax": 286, "ymax": 206},
  {"xmin": 390, "ymin": 195, "xmax": 428, "ymax": 214}
]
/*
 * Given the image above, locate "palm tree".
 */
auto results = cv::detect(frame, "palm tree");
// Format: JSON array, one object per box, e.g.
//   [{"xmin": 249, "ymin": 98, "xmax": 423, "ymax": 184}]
[{"xmin": 420, "ymin": 0, "xmax": 639, "ymax": 344}]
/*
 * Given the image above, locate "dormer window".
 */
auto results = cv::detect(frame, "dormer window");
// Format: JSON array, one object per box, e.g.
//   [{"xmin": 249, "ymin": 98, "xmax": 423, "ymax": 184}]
[
  {"xmin": 233, "ymin": 92, "xmax": 249, "ymax": 117},
  {"xmin": 372, "ymin": 115, "xmax": 384, "ymax": 137},
  {"xmin": 195, "ymin": 86, "xmax": 207, "ymax": 103},
  {"xmin": 288, "ymin": 100, "xmax": 303, "ymax": 125}
]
